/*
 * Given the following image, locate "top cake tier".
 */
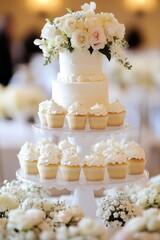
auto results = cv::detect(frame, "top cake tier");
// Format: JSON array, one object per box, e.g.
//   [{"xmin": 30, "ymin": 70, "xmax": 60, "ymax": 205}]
[{"xmin": 57, "ymin": 49, "xmax": 106, "ymax": 82}]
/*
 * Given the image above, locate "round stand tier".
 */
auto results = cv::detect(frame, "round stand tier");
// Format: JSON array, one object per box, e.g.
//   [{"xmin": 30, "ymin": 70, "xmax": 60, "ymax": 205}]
[
  {"xmin": 16, "ymin": 169, "xmax": 149, "ymax": 218},
  {"xmin": 33, "ymin": 123, "xmax": 130, "ymax": 158}
]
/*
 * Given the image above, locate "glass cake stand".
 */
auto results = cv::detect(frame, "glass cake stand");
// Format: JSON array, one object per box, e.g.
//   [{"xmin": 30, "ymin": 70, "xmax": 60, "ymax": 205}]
[
  {"xmin": 18, "ymin": 123, "xmax": 149, "ymax": 218},
  {"xmin": 33, "ymin": 123, "xmax": 130, "ymax": 158},
  {"xmin": 16, "ymin": 169, "xmax": 149, "ymax": 218}
]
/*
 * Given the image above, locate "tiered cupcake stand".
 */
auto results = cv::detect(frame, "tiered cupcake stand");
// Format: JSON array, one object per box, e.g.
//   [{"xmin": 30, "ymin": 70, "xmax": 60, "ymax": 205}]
[{"xmin": 16, "ymin": 124, "xmax": 149, "ymax": 218}]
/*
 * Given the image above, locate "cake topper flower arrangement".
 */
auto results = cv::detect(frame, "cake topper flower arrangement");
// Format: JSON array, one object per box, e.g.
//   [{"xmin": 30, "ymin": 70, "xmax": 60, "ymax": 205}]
[{"xmin": 34, "ymin": 2, "xmax": 132, "ymax": 69}]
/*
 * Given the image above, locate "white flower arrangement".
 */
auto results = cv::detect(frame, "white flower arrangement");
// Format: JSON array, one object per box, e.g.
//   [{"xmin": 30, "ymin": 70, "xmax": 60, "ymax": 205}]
[
  {"xmin": 6, "ymin": 208, "xmax": 55, "ymax": 240},
  {"xmin": 130, "ymin": 185, "xmax": 160, "ymax": 210},
  {"xmin": 56, "ymin": 217, "xmax": 108, "ymax": 240},
  {"xmin": 20, "ymin": 198, "xmax": 84, "ymax": 231},
  {"xmin": 34, "ymin": 2, "xmax": 131, "ymax": 69},
  {"xmin": 97, "ymin": 191, "xmax": 142, "ymax": 229},
  {"xmin": 0, "ymin": 194, "xmax": 19, "ymax": 218},
  {"xmin": 0, "ymin": 180, "xmax": 51, "ymax": 204},
  {"xmin": 112, "ymin": 208, "xmax": 160, "ymax": 240}
]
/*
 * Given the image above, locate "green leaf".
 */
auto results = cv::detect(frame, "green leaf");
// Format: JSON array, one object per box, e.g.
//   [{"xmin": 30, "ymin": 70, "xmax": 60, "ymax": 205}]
[
  {"xmin": 88, "ymin": 46, "xmax": 94, "ymax": 54},
  {"xmin": 46, "ymin": 18, "xmax": 53, "ymax": 24},
  {"xmin": 66, "ymin": 8, "xmax": 73, "ymax": 13},
  {"xmin": 99, "ymin": 44, "xmax": 111, "ymax": 61}
]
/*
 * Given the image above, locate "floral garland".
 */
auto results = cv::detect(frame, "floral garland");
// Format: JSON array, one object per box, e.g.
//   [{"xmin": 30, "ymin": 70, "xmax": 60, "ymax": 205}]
[{"xmin": 34, "ymin": 2, "xmax": 131, "ymax": 69}]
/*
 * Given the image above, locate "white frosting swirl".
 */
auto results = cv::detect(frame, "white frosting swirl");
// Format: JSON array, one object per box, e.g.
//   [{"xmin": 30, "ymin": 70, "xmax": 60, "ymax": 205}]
[
  {"xmin": 39, "ymin": 142, "xmax": 60, "ymax": 156},
  {"xmin": 57, "ymin": 73, "xmax": 106, "ymax": 82},
  {"xmin": 91, "ymin": 141, "xmax": 108, "ymax": 153},
  {"xmin": 104, "ymin": 147, "xmax": 127, "ymax": 164},
  {"xmin": 83, "ymin": 153, "xmax": 105, "ymax": 166},
  {"xmin": 18, "ymin": 142, "xmax": 39, "ymax": 162},
  {"xmin": 122, "ymin": 141, "xmax": 145, "ymax": 160},
  {"xmin": 89, "ymin": 103, "xmax": 107, "ymax": 116},
  {"xmin": 67, "ymin": 101, "xmax": 87, "ymax": 115},
  {"xmin": 38, "ymin": 150, "xmax": 59, "ymax": 165},
  {"xmin": 58, "ymin": 139, "xmax": 77, "ymax": 152},
  {"xmin": 46, "ymin": 100, "xmax": 65, "ymax": 114},
  {"xmin": 107, "ymin": 100, "xmax": 126, "ymax": 113},
  {"xmin": 60, "ymin": 149, "xmax": 80, "ymax": 166},
  {"xmin": 38, "ymin": 100, "xmax": 49, "ymax": 113}
]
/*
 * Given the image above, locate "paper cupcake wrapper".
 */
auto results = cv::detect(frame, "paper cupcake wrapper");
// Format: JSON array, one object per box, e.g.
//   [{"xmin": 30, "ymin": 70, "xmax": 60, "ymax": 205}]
[
  {"xmin": 127, "ymin": 161, "xmax": 145, "ymax": 175},
  {"xmin": 22, "ymin": 161, "xmax": 38, "ymax": 175},
  {"xmin": 59, "ymin": 165, "xmax": 81, "ymax": 181},
  {"xmin": 38, "ymin": 164, "xmax": 58, "ymax": 179},
  {"xmin": 107, "ymin": 164, "xmax": 127, "ymax": 179},
  {"xmin": 66, "ymin": 115, "xmax": 87, "ymax": 130},
  {"xmin": 83, "ymin": 166, "xmax": 105, "ymax": 181},
  {"xmin": 107, "ymin": 112, "xmax": 125, "ymax": 126},
  {"xmin": 46, "ymin": 114, "xmax": 65, "ymax": 128},
  {"xmin": 88, "ymin": 115, "xmax": 108, "ymax": 129},
  {"xmin": 38, "ymin": 112, "xmax": 47, "ymax": 126}
]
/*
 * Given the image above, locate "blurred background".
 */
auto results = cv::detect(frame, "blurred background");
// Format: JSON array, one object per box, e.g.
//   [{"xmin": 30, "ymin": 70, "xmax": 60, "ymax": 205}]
[{"xmin": 0, "ymin": 0, "xmax": 160, "ymax": 181}]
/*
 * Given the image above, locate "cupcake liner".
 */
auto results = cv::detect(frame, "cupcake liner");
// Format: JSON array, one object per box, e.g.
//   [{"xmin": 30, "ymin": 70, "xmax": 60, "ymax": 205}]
[
  {"xmin": 107, "ymin": 112, "xmax": 125, "ymax": 126},
  {"xmin": 22, "ymin": 161, "xmax": 38, "ymax": 175},
  {"xmin": 83, "ymin": 166, "xmax": 105, "ymax": 181},
  {"xmin": 127, "ymin": 160, "xmax": 145, "ymax": 175},
  {"xmin": 38, "ymin": 164, "xmax": 58, "ymax": 179},
  {"xmin": 66, "ymin": 115, "xmax": 87, "ymax": 130},
  {"xmin": 38, "ymin": 112, "xmax": 47, "ymax": 126},
  {"xmin": 107, "ymin": 164, "xmax": 127, "ymax": 179},
  {"xmin": 60, "ymin": 165, "xmax": 81, "ymax": 181},
  {"xmin": 88, "ymin": 115, "xmax": 108, "ymax": 129},
  {"xmin": 46, "ymin": 114, "xmax": 65, "ymax": 128}
]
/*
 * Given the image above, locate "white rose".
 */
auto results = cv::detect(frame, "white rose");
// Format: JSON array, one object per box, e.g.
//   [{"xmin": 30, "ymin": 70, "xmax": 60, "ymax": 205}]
[
  {"xmin": 71, "ymin": 30, "xmax": 89, "ymax": 49},
  {"xmin": 0, "ymin": 195, "xmax": 19, "ymax": 212},
  {"xmin": 89, "ymin": 26, "xmax": 106, "ymax": 50},
  {"xmin": 57, "ymin": 209, "xmax": 73, "ymax": 224},
  {"xmin": 105, "ymin": 21, "xmax": 125, "ymax": 40},
  {"xmin": 41, "ymin": 22, "xmax": 60, "ymax": 40},
  {"xmin": 81, "ymin": 2, "xmax": 96, "ymax": 12},
  {"xmin": 8, "ymin": 209, "xmax": 45, "ymax": 231},
  {"xmin": 64, "ymin": 17, "xmax": 76, "ymax": 35},
  {"xmin": 40, "ymin": 231, "xmax": 55, "ymax": 240},
  {"xmin": 71, "ymin": 205, "xmax": 84, "ymax": 219}
]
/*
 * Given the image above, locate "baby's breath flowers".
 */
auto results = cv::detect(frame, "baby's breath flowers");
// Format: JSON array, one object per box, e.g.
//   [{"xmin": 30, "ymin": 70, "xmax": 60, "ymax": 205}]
[
  {"xmin": 34, "ymin": 2, "xmax": 131, "ymax": 69},
  {"xmin": 97, "ymin": 191, "xmax": 142, "ymax": 229}
]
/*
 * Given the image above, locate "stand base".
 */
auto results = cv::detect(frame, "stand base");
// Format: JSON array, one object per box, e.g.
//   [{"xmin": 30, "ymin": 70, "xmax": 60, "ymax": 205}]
[{"xmin": 72, "ymin": 189, "xmax": 97, "ymax": 218}]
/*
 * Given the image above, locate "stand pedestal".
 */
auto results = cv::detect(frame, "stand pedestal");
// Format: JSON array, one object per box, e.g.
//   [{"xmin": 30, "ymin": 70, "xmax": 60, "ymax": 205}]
[{"xmin": 72, "ymin": 189, "xmax": 97, "ymax": 218}]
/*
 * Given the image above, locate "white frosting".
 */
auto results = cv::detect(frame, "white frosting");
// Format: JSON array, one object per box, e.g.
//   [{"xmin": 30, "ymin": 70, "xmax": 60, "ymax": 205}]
[
  {"xmin": 38, "ymin": 100, "xmax": 49, "ymax": 113},
  {"xmin": 46, "ymin": 100, "xmax": 65, "ymax": 114},
  {"xmin": 67, "ymin": 101, "xmax": 87, "ymax": 115},
  {"xmin": 52, "ymin": 81, "xmax": 108, "ymax": 109},
  {"xmin": 39, "ymin": 142, "xmax": 60, "ymax": 156},
  {"xmin": 104, "ymin": 147, "xmax": 127, "ymax": 164},
  {"xmin": 60, "ymin": 148, "xmax": 80, "ymax": 166},
  {"xmin": 91, "ymin": 141, "xmax": 108, "ymax": 153},
  {"xmin": 89, "ymin": 103, "xmax": 107, "ymax": 116},
  {"xmin": 57, "ymin": 73, "xmax": 106, "ymax": 83},
  {"xmin": 83, "ymin": 153, "xmax": 105, "ymax": 167},
  {"xmin": 108, "ymin": 100, "xmax": 126, "ymax": 113},
  {"xmin": 122, "ymin": 141, "xmax": 145, "ymax": 160},
  {"xmin": 59, "ymin": 50, "xmax": 104, "ymax": 79},
  {"xmin": 38, "ymin": 150, "xmax": 59, "ymax": 165},
  {"xmin": 18, "ymin": 142, "xmax": 39, "ymax": 162},
  {"xmin": 58, "ymin": 139, "xmax": 77, "ymax": 152}
]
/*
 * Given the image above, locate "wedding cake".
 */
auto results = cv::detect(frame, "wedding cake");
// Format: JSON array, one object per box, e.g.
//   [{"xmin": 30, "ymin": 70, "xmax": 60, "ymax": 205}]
[{"xmin": 34, "ymin": 2, "xmax": 131, "ymax": 110}]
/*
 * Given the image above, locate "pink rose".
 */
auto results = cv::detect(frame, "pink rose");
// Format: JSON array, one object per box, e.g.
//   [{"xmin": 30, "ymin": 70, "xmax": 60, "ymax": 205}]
[{"xmin": 89, "ymin": 26, "xmax": 106, "ymax": 50}]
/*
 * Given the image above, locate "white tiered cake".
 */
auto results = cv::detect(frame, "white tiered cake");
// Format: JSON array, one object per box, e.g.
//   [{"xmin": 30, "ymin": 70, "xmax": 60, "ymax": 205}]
[{"xmin": 52, "ymin": 50, "xmax": 108, "ymax": 109}]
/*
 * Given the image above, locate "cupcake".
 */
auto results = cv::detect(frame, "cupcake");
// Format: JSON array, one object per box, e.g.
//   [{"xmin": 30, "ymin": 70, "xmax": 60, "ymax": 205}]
[
  {"xmin": 46, "ymin": 100, "xmax": 66, "ymax": 128},
  {"xmin": 38, "ymin": 100, "xmax": 49, "ymax": 126},
  {"xmin": 17, "ymin": 142, "xmax": 39, "ymax": 174},
  {"xmin": 83, "ymin": 153, "xmax": 105, "ymax": 181},
  {"xmin": 105, "ymin": 147, "xmax": 127, "ymax": 179},
  {"xmin": 37, "ymin": 147, "xmax": 59, "ymax": 179},
  {"xmin": 58, "ymin": 139, "xmax": 77, "ymax": 153},
  {"xmin": 60, "ymin": 148, "xmax": 81, "ymax": 181},
  {"xmin": 107, "ymin": 100, "xmax": 126, "ymax": 126},
  {"xmin": 66, "ymin": 102, "xmax": 87, "ymax": 130},
  {"xmin": 122, "ymin": 141, "xmax": 146, "ymax": 175},
  {"xmin": 88, "ymin": 103, "xmax": 108, "ymax": 129}
]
